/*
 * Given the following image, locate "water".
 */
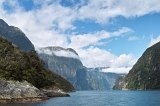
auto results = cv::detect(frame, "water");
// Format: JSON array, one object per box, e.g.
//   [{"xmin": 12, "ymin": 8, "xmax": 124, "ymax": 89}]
[{"xmin": 1, "ymin": 91, "xmax": 160, "ymax": 106}]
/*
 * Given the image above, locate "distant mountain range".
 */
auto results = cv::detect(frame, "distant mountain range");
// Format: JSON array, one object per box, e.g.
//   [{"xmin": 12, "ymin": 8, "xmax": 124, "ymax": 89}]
[
  {"xmin": 114, "ymin": 41, "xmax": 160, "ymax": 90},
  {"xmin": 37, "ymin": 47, "xmax": 123, "ymax": 90}
]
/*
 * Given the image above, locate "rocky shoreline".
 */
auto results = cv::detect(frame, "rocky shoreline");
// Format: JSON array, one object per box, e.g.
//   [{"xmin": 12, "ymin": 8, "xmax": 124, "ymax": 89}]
[
  {"xmin": 0, "ymin": 97, "xmax": 47, "ymax": 103},
  {"xmin": 0, "ymin": 93, "xmax": 69, "ymax": 103},
  {"xmin": 0, "ymin": 80, "xmax": 70, "ymax": 103}
]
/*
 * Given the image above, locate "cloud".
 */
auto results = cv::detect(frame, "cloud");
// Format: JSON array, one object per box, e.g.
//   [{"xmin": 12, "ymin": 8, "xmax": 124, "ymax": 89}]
[
  {"xmin": 111, "ymin": 54, "xmax": 136, "ymax": 68},
  {"xmin": 77, "ymin": 47, "xmax": 115, "ymax": 67},
  {"xmin": 148, "ymin": 36, "xmax": 160, "ymax": 47},
  {"xmin": 76, "ymin": 47, "xmax": 137, "ymax": 71},
  {"xmin": 101, "ymin": 67, "xmax": 132, "ymax": 74},
  {"xmin": 69, "ymin": 27, "xmax": 132, "ymax": 49},
  {"xmin": 128, "ymin": 36, "xmax": 140, "ymax": 41},
  {"xmin": 78, "ymin": 0, "xmax": 160, "ymax": 23},
  {"xmin": 1, "ymin": 0, "xmax": 160, "ymax": 48},
  {"xmin": 0, "ymin": 0, "xmax": 74, "ymax": 47},
  {"xmin": 1, "ymin": 0, "xmax": 158, "ymax": 73}
]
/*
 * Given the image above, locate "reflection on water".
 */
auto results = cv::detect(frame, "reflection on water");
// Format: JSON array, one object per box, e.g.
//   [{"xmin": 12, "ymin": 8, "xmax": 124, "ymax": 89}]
[{"xmin": 1, "ymin": 91, "xmax": 160, "ymax": 106}]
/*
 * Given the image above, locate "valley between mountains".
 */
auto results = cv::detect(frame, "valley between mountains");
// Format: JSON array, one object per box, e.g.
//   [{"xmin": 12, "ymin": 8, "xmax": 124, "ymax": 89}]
[{"xmin": 0, "ymin": 19, "xmax": 160, "ymax": 103}]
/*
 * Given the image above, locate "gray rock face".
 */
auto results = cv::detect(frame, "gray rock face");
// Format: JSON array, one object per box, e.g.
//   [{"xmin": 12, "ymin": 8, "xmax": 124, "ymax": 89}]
[
  {"xmin": 75, "ymin": 68, "xmax": 92, "ymax": 90},
  {"xmin": 86, "ymin": 68, "xmax": 125, "ymax": 90},
  {"xmin": 0, "ymin": 79, "xmax": 70, "ymax": 103},
  {"xmin": 37, "ymin": 47, "xmax": 83, "ymax": 87},
  {"xmin": 113, "ymin": 75, "xmax": 127, "ymax": 90},
  {"xmin": 0, "ymin": 19, "xmax": 35, "ymax": 52},
  {"xmin": 0, "ymin": 80, "xmax": 42, "ymax": 99},
  {"xmin": 37, "ymin": 47, "xmax": 122, "ymax": 90},
  {"xmin": 42, "ymin": 87, "xmax": 70, "ymax": 97}
]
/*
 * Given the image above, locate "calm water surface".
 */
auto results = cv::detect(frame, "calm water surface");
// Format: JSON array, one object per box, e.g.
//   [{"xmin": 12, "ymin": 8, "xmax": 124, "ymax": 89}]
[{"xmin": 1, "ymin": 91, "xmax": 160, "ymax": 106}]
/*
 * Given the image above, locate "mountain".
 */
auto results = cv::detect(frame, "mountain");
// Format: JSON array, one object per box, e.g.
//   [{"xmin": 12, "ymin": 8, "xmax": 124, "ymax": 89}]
[
  {"xmin": 37, "ymin": 47, "xmax": 122, "ymax": 90},
  {"xmin": 114, "ymin": 41, "xmax": 160, "ymax": 90},
  {"xmin": 75, "ymin": 67, "xmax": 92, "ymax": 90},
  {"xmin": 0, "ymin": 19, "xmax": 35, "ymax": 52},
  {"xmin": 37, "ymin": 47, "xmax": 83, "ymax": 87},
  {"xmin": 86, "ymin": 68, "xmax": 125, "ymax": 90},
  {"xmin": 0, "ymin": 37, "xmax": 74, "ymax": 92}
]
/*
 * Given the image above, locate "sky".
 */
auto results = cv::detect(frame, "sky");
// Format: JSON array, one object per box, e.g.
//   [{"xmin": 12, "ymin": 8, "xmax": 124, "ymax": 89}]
[{"xmin": 0, "ymin": 0, "xmax": 160, "ymax": 73}]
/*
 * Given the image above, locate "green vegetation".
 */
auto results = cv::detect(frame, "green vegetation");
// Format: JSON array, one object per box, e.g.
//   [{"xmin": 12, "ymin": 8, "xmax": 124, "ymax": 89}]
[
  {"xmin": 125, "ymin": 41, "xmax": 160, "ymax": 90},
  {"xmin": 0, "ymin": 37, "xmax": 74, "ymax": 92}
]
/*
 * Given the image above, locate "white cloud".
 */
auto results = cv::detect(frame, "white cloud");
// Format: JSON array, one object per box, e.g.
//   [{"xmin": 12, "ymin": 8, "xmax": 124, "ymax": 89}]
[
  {"xmin": 77, "ymin": 47, "xmax": 115, "ymax": 67},
  {"xmin": 69, "ymin": 27, "xmax": 132, "ymax": 49},
  {"xmin": 0, "ymin": 1, "xmax": 74, "ymax": 47},
  {"xmin": 111, "ymin": 54, "xmax": 136, "ymax": 68},
  {"xmin": 128, "ymin": 36, "xmax": 140, "ymax": 41},
  {"xmin": 101, "ymin": 67, "xmax": 132, "ymax": 74},
  {"xmin": 1, "ymin": 0, "xmax": 160, "ymax": 48},
  {"xmin": 75, "ymin": 47, "xmax": 137, "ymax": 71},
  {"xmin": 1, "ymin": 0, "xmax": 157, "ymax": 73},
  {"xmin": 111, "ymin": 27, "xmax": 133, "ymax": 36},
  {"xmin": 148, "ymin": 36, "xmax": 160, "ymax": 47},
  {"xmin": 69, "ymin": 31, "xmax": 110, "ymax": 49},
  {"xmin": 78, "ymin": 0, "xmax": 160, "ymax": 23}
]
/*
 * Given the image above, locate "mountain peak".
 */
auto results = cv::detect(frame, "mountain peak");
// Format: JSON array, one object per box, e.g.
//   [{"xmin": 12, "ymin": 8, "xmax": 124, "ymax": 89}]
[
  {"xmin": 0, "ymin": 19, "xmax": 35, "ymax": 52},
  {"xmin": 0, "ymin": 19, "xmax": 8, "ymax": 25}
]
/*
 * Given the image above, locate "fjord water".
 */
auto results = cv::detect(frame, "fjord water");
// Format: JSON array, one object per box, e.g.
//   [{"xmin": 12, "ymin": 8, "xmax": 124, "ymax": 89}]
[{"xmin": 1, "ymin": 91, "xmax": 160, "ymax": 106}]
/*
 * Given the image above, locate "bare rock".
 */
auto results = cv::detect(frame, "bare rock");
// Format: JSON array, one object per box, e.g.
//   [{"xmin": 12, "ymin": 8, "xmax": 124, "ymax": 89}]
[{"xmin": 0, "ymin": 79, "xmax": 46, "ymax": 103}]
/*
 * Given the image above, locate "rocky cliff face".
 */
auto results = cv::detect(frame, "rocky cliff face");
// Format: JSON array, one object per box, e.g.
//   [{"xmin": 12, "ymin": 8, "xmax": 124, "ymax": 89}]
[
  {"xmin": 38, "ymin": 47, "xmax": 122, "ymax": 90},
  {"xmin": 113, "ymin": 75, "xmax": 126, "ymax": 90},
  {"xmin": 74, "ymin": 68, "xmax": 92, "ymax": 90},
  {"xmin": 86, "ymin": 68, "xmax": 124, "ymax": 90},
  {"xmin": 115, "ymin": 41, "xmax": 160, "ymax": 90},
  {"xmin": 37, "ymin": 47, "xmax": 83, "ymax": 88},
  {"xmin": 0, "ymin": 19, "xmax": 35, "ymax": 52}
]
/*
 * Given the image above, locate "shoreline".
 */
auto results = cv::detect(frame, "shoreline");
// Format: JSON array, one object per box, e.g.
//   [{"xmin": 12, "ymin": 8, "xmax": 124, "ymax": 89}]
[
  {"xmin": 0, "ymin": 97, "xmax": 48, "ymax": 103},
  {"xmin": 0, "ymin": 92, "xmax": 70, "ymax": 103},
  {"xmin": 0, "ymin": 80, "xmax": 72, "ymax": 104}
]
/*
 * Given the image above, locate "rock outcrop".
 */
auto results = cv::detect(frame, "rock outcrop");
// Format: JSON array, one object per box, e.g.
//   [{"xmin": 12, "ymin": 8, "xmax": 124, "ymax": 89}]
[
  {"xmin": 0, "ymin": 80, "xmax": 45, "ymax": 103},
  {"xmin": 0, "ymin": 79, "xmax": 70, "ymax": 103}
]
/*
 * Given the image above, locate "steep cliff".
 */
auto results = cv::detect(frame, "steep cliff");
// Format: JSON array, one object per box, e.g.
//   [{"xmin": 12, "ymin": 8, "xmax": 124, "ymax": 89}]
[
  {"xmin": 0, "ymin": 19, "xmax": 35, "ymax": 52},
  {"xmin": 37, "ymin": 47, "xmax": 83, "ymax": 87},
  {"xmin": 115, "ymin": 41, "xmax": 160, "ymax": 90},
  {"xmin": 38, "ymin": 47, "xmax": 122, "ymax": 90},
  {"xmin": 86, "ymin": 68, "xmax": 124, "ymax": 90}
]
